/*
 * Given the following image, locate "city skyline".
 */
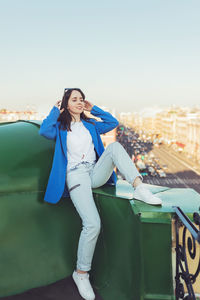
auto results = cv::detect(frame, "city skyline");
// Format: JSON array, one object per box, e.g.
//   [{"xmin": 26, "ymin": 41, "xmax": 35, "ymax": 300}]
[{"xmin": 1, "ymin": 0, "xmax": 200, "ymax": 114}]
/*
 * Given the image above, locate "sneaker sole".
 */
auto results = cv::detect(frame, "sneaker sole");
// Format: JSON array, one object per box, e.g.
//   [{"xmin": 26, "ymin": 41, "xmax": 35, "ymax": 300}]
[{"xmin": 133, "ymin": 196, "xmax": 162, "ymax": 206}]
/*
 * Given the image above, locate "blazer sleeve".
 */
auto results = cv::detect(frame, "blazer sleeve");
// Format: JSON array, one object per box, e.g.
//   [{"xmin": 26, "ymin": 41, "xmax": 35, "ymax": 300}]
[
  {"xmin": 39, "ymin": 106, "xmax": 60, "ymax": 140},
  {"xmin": 90, "ymin": 105, "xmax": 119, "ymax": 134}
]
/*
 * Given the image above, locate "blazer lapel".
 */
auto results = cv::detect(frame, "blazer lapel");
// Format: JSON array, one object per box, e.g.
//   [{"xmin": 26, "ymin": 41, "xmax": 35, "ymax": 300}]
[{"xmin": 59, "ymin": 128, "xmax": 67, "ymax": 160}]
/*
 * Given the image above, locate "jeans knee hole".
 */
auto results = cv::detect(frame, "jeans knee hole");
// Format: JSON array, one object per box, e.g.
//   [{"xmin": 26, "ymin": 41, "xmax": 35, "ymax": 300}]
[{"xmin": 69, "ymin": 184, "xmax": 81, "ymax": 192}]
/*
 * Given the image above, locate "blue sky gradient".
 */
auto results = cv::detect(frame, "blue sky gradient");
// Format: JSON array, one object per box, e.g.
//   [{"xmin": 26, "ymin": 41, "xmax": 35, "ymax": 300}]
[{"xmin": 0, "ymin": 0, "xmax": 200, "ymax": 113}]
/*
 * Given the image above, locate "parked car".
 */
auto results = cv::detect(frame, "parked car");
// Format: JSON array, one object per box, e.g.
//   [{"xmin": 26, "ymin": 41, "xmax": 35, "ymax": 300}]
[
  {"xmin": 148, "ymin": 166, "xmax": 155, "ymax": 173},
  {"xmin": 147, "ymin": 166, "xmax": 157, "ymax": 176},
  {"xmin": 136, "ymin": 160, "xmax": 146, "ymax": 170},
  {"xmin": 157, "ymin": 170, "xmax": 166, "ymax": 178},
  {"xmin": 140, "ymin": 171, "xmax": 148, "ymax": 177}
]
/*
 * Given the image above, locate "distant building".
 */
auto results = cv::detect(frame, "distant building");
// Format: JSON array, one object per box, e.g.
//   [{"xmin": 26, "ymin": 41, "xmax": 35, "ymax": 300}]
[
  {"xmin": 0, "ymin": 108, "xmax": 43, "ymax": 122},
  {"xmin": 118, "ymin": 112, "xmax": 135, "ymax": 128},
  {"xmin": 187, "ymin": 117, "xmax": 200, "ymax": 161},
  {"xmin": 132, "ymin": 106, "xmax": 200, "ymax": 163}
]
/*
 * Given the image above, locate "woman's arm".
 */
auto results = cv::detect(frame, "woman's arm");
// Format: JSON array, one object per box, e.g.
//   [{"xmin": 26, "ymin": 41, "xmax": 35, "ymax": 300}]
[
  {"xmin": 39, "ymin": 106, "xmax": 60, "ymax": 140},
  {"xmin": 90, "ymin": 105, "xmax": 119, "ymax": 134}
]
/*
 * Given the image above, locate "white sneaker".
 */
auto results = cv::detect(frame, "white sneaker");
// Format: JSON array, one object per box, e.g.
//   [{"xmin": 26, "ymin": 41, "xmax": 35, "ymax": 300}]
[
  {"xmin": 133, "ymin": 184, "xmax": 162, "ymax": 206},
  {"xmin": 72, "ymin": 270, "xmax": 95, "ymax": 300}
]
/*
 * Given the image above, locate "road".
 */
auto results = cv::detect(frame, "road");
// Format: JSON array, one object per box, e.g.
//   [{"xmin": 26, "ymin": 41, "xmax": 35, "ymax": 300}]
[{"xmin": 142, "ymin": 145, "xmax": 200, "ymax": 194}]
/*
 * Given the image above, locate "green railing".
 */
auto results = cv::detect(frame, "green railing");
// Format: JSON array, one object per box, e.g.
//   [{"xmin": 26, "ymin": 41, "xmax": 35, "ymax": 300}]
[{"xmin": 173, "ymin": 207, "xmax": 200, "ymax": 300}]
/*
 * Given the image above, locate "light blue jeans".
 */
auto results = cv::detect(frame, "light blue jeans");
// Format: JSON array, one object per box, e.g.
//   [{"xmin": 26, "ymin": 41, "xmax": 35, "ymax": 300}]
[{"xmin": 66, "ymin": 141, "xmax": 142, "ymax": 271}]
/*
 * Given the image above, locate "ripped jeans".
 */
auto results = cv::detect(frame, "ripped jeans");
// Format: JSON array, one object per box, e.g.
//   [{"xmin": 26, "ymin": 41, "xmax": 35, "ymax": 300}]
[{"xmin": 66, "ymin": 141, "xmax": 142, "ymax": 272}]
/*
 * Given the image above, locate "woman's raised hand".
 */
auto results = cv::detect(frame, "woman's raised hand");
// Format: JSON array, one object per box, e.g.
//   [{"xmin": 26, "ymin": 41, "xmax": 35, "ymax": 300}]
[
  {"xmin": 55, "ymin": 100, "xmax": 65, "ymax": 114},
  {"xmin": 83, "ymin": 100, "xmax": 94, "ymax": 112}
]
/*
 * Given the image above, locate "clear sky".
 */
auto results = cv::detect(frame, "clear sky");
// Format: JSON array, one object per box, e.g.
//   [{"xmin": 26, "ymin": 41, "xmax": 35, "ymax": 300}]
[{"xmin": 0, "ymin": 0, "xmax": 200, "ymax": 114}]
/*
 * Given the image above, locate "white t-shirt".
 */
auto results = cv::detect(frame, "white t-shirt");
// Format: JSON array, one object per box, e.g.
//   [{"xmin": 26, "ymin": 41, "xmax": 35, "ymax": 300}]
[{"xmin": 66, "ymin": 121, "xmax": 96, "ymax": 171}]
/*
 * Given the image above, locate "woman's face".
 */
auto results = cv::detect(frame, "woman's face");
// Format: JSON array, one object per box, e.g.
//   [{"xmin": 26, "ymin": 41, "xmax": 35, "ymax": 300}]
[{"xmin": 67, "ymin": 90, "xmax": 84, "ymax": 115}]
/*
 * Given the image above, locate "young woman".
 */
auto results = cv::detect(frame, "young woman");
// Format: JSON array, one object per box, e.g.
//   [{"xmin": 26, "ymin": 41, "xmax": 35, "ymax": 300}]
[{"xmin": 39, "ymin": 88, "xmax": 162, "ymax": 300}]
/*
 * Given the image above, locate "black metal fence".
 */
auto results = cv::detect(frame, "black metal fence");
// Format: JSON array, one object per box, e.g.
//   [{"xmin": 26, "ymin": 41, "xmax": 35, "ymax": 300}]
[{"xmin": 173, "ymin": 206, "xmax": 200, "ymax": 300}]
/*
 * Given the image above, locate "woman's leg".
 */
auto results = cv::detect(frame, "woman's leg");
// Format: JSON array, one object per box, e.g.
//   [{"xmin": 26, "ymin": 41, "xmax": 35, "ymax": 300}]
[
  {"xmin": 66, "ymin": 165, "xmax": 101, "ymax": 272},
  {"xmin": 90, "ymin": 142, "xmax": 162, "ymax": 205},
  {"xmin": 90, "ymin": 141, "xmax": 142, "ymax": 188}
]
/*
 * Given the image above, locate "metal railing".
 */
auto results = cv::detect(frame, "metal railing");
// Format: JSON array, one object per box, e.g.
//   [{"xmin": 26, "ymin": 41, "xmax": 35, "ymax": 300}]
[{"xmin": 173, "ymin": 206, "xmax": 200, "ymax": 300}]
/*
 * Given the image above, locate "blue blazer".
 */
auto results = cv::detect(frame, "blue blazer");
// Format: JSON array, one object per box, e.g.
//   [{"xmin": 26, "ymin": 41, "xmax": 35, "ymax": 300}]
[{"xmin": 39, "ymin": 105, "xmax": 119, "ymax": 204}]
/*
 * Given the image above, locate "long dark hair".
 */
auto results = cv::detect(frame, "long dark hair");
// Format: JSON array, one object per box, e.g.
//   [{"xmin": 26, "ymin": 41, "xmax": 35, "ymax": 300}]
[{"xmin": 57, "ymin": 88, "xmax": 95, "ymax": 131}]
